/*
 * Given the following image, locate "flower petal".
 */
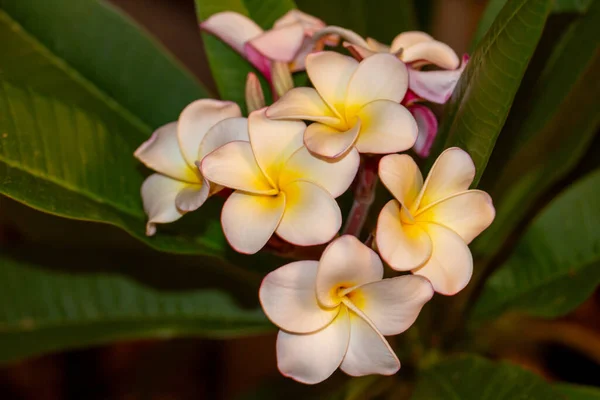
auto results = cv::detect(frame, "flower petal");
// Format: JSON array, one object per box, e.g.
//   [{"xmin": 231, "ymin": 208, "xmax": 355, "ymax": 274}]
[
  {"xmin": 200, "ymin": 141, "xmax": 275, "ymax": 194},
  {"xmin": 249, "ymin": 23, "xmax": 305, "ymax": 62},
  {"xmin": 260, "ymin": 260, "xmax": 339, "ymax": 333},
  {"xmin": 175, "ymin": 177, "xmax": 210, "ymax": 212},
  {"xmin": 306, "ymin": 51, "xmax": 358, "ymax": 114},
  {"xmin": 304, "ymin": 120, "xmax": 360, "ymax": 159},
  {"xmin": 416, "ymin": 190, "xmax": 495, "ymax": 244},
  {"xmin": 316, "ymin": 235, "xmax": 383, "ymax": 308},
  {"xmin": 343, "ymin": 42, "xmax": 378, "ymax": 59},
  {"xmin": 408, "ymin": 54, "xmax": 468, "ymax": 104},
  {"xmin": 244, "ymin": 42, "xmax": 272, "ymax": 78},
  {"xmin": 277, "ymin": 307, "xmax": 350, "ymax": 385},
  {"xmin": 416, "ymin": 147, "xmax": 475, "ymax": 209},
  {"xmin": 221, "ymin": 191, "xmax": 285, "ymax": 254},
  {"xmin": 376, "ymin": 200, "xmax": 432, "ymax": 271},
  {"xmin": 274, "ymin": 10, "xmax": 325, "ymax": 30},
  {"xmin": 198, "ymin": 117, "xmax": 249, "ymax": 161},
  {"xmin": 366, "ymin": 37, "xmax": 390, "ymax": 53},
  {"xmin": 200, "ymin": 11, "xmax": 263, "ymax": 54},
  {"xmin": 354, "ymin": 100, "xmax": 417, "ymax": 154},
  {"xmin": 267, "ymin": 87, "xmax": 340, "ymax": 125},
  {"xmin": 279, "ymin": 146, "xmax": 360, "ymax": 198},
  {"xmin": 378, "ymin": 154, "xmax": 423, "ymax": 211},
  {"xmin": 412, "ymin": 223, "xmax": 473, "ymax": 295},
  {"xmin": 134, "ymin": 122, "xmax": 197, "ymax": 183},
  {"xmin": 351, "ymin": 275, "xmax": 433, "ymax": 335},
  {"xmin": 390, "ymin": 31, "xmax": 434, "ymax": 53},
  {"xmin": 277, "ymin": 180, "xmax": 341, "ymax": 246},
  {"xmin": 248, "ymin": 109, "xmax": 305, "ymax": 185},
  {"xmin": 345, "ymin": 53, "xmax": 408, "ymax": 112},
  {"xmin": 410, "ymin": 105, "xmax": 438, "ymax": 158},
  {"xmin": 178, "ymin": 99, "xmax": 242, "ymax": 167},
  {"xmin": 402, "ymin": 41, "xmax": 459, "ymax": 70},
  {"xmin": 340, "ymin": 312, "xmax": 400, "ymax": 377},
  {"xmin": 141, "ymin": 174, "xmax": 189, "ymax": 236}
]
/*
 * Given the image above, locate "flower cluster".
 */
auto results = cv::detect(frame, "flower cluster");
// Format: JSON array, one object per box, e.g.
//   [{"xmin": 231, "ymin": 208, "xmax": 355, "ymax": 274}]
[{"xmin": 134, "ymin": 9, "xmax": 494, "ymax": 385}]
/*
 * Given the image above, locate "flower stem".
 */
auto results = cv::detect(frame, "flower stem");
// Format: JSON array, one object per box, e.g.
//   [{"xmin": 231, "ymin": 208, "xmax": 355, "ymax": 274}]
[{"xmin": 343, "ymin": 155, "xmax": 380, "ymax": 238}]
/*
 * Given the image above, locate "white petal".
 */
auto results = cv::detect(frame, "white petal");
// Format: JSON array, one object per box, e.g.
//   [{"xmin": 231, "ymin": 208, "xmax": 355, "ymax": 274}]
[
  {"xmin": 340, "ymin": 312, "xmax": 400, "ymax": 377},
  {"xmin": 279, "ymin": 146, "xmax": 360, "ymax": 198},
  {"xmin": 304, "ymin": 121, "xmax": 360, "ymax": 159},
  {"xmin": 221, "ymin": 191, "xmax": 285, "ymax": 254},
  {"xmin": 200, "ymin": 11, "xmax": 263, "ymax": 54},
  {"xmin": 274, "ymin": 10, "xmax": 325, "ymax": 32},
  {"xmin": 345, "ymin": 54, "xmax": 408, "ymax": 113},
  {"xmin": 410, "ymin": 105, "xmax": 438, "ymax": 157},
  {"xmin": 412, "ymin": 223, "xmax": 473, "ymax": 295},
  {"xmin": 200, "ymin": 141, "xmax": 275, "ymax": 194},
  {"xmin": 260, "ymin": 260, "xmax": 338, "ymax": 333},
  {"xmin": 134, "ymin": 122, "xmax": 197, "ymax": 182},
  {"xmin": 175, "ymin": 177, "xmax": 210, "ymax": 212},
  {"xmin": 178, "ymin": 99, "xmax": 242, "ymax": 167},
  {"xmin": 198, "ymin": 117, "xmax": 249, "ymax": 161},
  {"xmin": 351, "ymin": 275, "xmax": 433, "ymax": 335},
  {"xmin": 141, "ymin": 174, "xmax": 190, "ymax": 236},
  {"xmin": 316, "ymin": 235, "xmax": 383, "ymax": 308},
  {"xmin": 249, "ymin": 23, "xmax": 305, "ymax": 62},
  {"xmin": 378, "ymin": 154, "xmax": 423, "ymax": 211},
  {"xmin": 343, "ymin": 42, "xmax": 379, "ymax": 59},
  {"xmin": 354, "ymin": 100, "xmax": 417, "ymax": 154},
  {"xmin": 390, "ymin": 31, "xmax": 433, "ymax": 53},
  {"xmin": 408, "ymin": 55, "xmax": 468, "ymax": 104},
  {"xmin": 402, "ymin": 41, "xmax": 460, "ymax": 70},
  {"xmin": 376, "ymin": 200, "xmax": 432, "ymax": 271},
  {"xmin": 416, "ymin": 147, "xmax": 475, "ymax": 210},
  {"xmin": 277, "ymin": 307, "xmax": 350, "ymax": 385},
  {"xmin": 306, "ymin": 51, "xmax": 358, "ymax": 114},
  {"xmin": 277, "ymin": 181, "xmax": 341, "ymax": 246},
  {"xmin": 416, "ymin": 190, "xmax": 495, "ymax": 244},
  {"xmin": 366, "ymin": 37, "xmax": 391, "ymax": 53},
  {"xmin": 267, "ymin": 87, "xmax": 340, "ymax": 125},
  {"xmin": 248, "ymin": 109, "xmax": 305, "ymax": 184}
]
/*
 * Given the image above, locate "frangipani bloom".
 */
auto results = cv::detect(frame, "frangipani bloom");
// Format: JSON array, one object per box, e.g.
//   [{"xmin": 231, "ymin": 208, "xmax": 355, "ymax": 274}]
[
  {"xmin": 267, "ymin": 52, "xmax": 417, "ymax": 159},
  {"xmin": 201, "ymin": 10, "xmax": 337, "ymax": 79},
  {"xmin": 259, "ymin": 235, "xmax": 434, "ymax": 384},
  {"xmin": 402, "ymin": 92, "xmax": 438, "ymax": 158},
  {"xmin": 134, "ymin": 99, "xmax": 245, "ymax": 235},
  {"xmin": 376, "ymin": 148, "xmax": 495, "ymax": 295},
  {"xmin": 201, "ymin": 109, "xmax": 359, "ymax": 254}
]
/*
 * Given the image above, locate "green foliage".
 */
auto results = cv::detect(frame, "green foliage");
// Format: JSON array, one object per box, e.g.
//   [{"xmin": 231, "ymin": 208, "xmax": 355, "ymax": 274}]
[
  {"xmin": 428, "ymin": 0, "xmax": 553, "ymax": 185},
  {"xmin": 554, "ymin": 383, "xmax": 600, "ymax": 399},
  {"xmin": 472, "ymin": 169, "xmax": 600, "ymax": 322}
]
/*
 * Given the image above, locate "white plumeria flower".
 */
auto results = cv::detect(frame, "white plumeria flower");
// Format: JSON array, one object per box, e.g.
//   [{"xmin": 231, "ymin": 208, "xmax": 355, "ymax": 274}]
[
  {"xmin": 376, "ymin": 148, "xmax": 496, "ymax": 295},
  {"xmin": 267, "ymin": 51, "xmax": 417, "ymax": 159},
  {"xmin": 200, "ymin": 109, "xmax": 360, "ymax": 254},
  {"xmin": 259, "ymin": 235, "xmax": 434, "ymax": 384},
  {"xmin": 134, "ymin": 99, "xmax": 246, "ymax": 235}
]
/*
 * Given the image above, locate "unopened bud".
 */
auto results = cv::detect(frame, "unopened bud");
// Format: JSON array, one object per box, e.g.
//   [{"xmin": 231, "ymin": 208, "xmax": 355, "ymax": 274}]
[
  {"xmin": 245, "ymin": 72, "xmax": 265, "ymax": 113},
  {"xmin": 272, "ymin": 61, "xmax": 294, "ymax": 98}
]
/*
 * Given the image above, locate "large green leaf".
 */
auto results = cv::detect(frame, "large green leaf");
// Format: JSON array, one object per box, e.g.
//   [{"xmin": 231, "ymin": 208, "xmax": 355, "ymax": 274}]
[
  {"xmin": 412, "ymin": 355, "xmax": 561, "ymax": 399},
  {"xmin": 428, "ymin": 0, "xmax": 553, "ymax": 185},
  {"xmin": 555, "ymin": 383, "xmax": 600, "ymax": 399},
  {"xmin": 472, "ymin": 169, "xmax": 600, "ymax": 323}
]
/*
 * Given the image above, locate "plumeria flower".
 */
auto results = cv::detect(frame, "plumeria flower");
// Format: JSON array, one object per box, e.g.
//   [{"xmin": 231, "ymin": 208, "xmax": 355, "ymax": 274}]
[
  {"xmin": 200, "ymin": 109, "xmax": 359, "ymax": 254},
  {"xmin": 134, "ymin": 99, "xmax": 246, "ymax": 235},
  {"xmin": 201, "ymin": 10, "xmax": 337, "ymax": 80},
  {"xmin": 376, "ymin": 148, "xmax": 495, "ymax": 295},
  {"xmin": 259, "ymin": 235, "xmax": 434, "ymax": 384},
  {"xmin": 401, "ymin": 90, "xmax": 438, "ymax": 158},
  {"xmin": 267, "ymin": 51, "xmax": 417, "ymax": 159}
]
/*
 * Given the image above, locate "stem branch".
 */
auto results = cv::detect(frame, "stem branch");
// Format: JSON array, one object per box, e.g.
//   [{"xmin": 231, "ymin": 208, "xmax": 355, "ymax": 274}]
[{"xmin": 343, "ymin": 156, "xmax": 380, "ymax": 238}]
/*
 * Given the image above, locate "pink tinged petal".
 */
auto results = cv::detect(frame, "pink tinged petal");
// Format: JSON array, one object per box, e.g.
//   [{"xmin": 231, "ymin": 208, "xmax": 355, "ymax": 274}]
[
  {"xmin": 345, "ymin": 54, "xmax": 408, "ymax": 110},
  {"xmin": 259, "ymin": 260, "xmax": 339, "ymax": 333},
  {"xmin": 408, "ymin": 55, "xmax": 468, "ymax": 104},
  {"xmin": 304, "ymin": 120, "xmax": 360, "ymax": 159},
  {"xmin": 274, "ymin": 10, "xmax": 325, "ymax": 31},
  {"xmin": 354, "ymin": 100, "xmax": 417, "ymax": 154},
  {"xmin": 175, "ymin": 178, "xmax": 210, "ymax": 212},
  {"xmin": 378, "ymin": 154, "xmax": 424, "ymax": 211},
  {"xmin": 200, "ymin": 141, "xmax": 275, "ymax": 194},
  {"xmin": 340, "ymin": 312, "xmax": 400, "ymax": 377},
  {"xmin": 249, "ymin": 23, "xmax": 305, "ymax": 62},
  {"xmin": 141, "ymin": 174, "xmax": 190, "ymax": 236},
  {"xmin": 134, "ymin": 122, "xmax": 197, "ymax": 183},
  {"xmin": 352, "ymin": 275, "xmax": 434, "ymax": 335},
  {"xmin": 276, "ymin": 307, "xmax": 350, "ymax": 385},
  {"xmin": 276, "ymin": 180, "xmax": 341, "ymax": 246},
  {"xmin": 198, "ymin": 117, "xmax": 249, "ymax": 161},
  {"xmin": 365, "ymin": 37, "xmax": 391, "ymax": 53},
  {"xmin": 402, "ymin": 41, "xmax": 460, "ymax": 70},
  {"xmin": 178, "ymin": 99, "xmax": 242, "ymax": 167},
  {"xmin": 412, "ymin": 223, "xmax": 473, "ymax": 295},
  {"xmin": 243, "ymin": 42, "xmax": 272, "ymax": 79},
  {"xmin": 343, "ymin": 42, "xmax": 378, "ymax": 59},
  {"xmin": 416, "ymin": 147, "xmax": 476, "ymax": 209},
  {"xmin": 279, "ymin": 146, "xmax": 360, "ymax": 198},
  {"xmin": 266, "ymin": 87, "xmax": 340, "ymax": 125},
  {"xmin": 305, "ymin": 51, "xmax": 358, "ymax": 114},
  {"xmin": 316, "ymin": 235, "xmax": 383, "ymax": 308},
  {"xmin": 200, "ymin": 11, "xmax": 263, "ymax": 54},
  {"xmin": 416, "ymin": 190, "xmax": 495, "ymax": 244},
  {"xmin": 410, "ymin": 105, "xmax": 438, "ymax": 157},
  {"xmin": 390, "ymin": 31, "xmax": 434, "ymax": 53},
  {"xmin": 376, "ymin": 200, "xmax": 432, "ymax": 271},
  {"xmin": 221, "ymin": 191, "xmax": 285, "ymax": 254},
  {"xmin": 248, "ymin": 109, "xmax": 305, "ymax": 184}
]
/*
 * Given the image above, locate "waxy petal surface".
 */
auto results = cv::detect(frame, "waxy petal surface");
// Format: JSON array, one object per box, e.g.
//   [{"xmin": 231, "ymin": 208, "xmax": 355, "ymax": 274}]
[
  {"xmin": 304, "ymin": 121, "xmax": 360, "ymax": 159},
  {"xmin": 379, "ymin": 154, "xmax": 423, "ymax": 211},
  {"xmin": 174, "ymin": 178, "xmax": 210, "ymax": 212},
  {"xmin": 267, "ymin": 87, "xmax": 340, "ymax": 125},
  {"xmin": 410, "ymin": 105, "xmax": 438, "ymax": 157},
  {"xmin": 198, "ymin": 117, "xmax": 249, "ymax": 160},
  {"xmin": 306, "ymin": 52, "xmax": 358, "ymax": 113},
  {"xmin": 141, "ymin": 174, "xmax": 189, "ymax": 236},
  {"xmin": 200, "ymin": 11, "xmax": 263, "ymax": 54},
  {"xmin": 390, "ymin": 31, "xmax": 434, "ymax": 53},
  {"xmin": 402, "ymin": 41, "xmax": 459, "ymax": 69},
  {"xmin": 249, "ymin": 23, "xmax": 305, "ymax": 62},
  {"xmin": 408, "ymin": 55, "xmax": 467, "ymax": 104}
]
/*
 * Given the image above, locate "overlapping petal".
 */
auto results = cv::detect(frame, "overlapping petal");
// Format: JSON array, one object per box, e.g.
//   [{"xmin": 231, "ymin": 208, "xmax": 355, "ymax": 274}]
[
  {"xmin": 305, "ymin": 52, "xmax": 358, "ymax": 113},
  {"xmin": 140, "ymin": 174, "xmax": 191, "ymax": 236},
  {"xmin": 378, "ymin": 154, "xmax": 423, "ymax": 211},
  {"xmin": 200, "ymin": 11, "xmax": 263, "ymax": 54},
  {"xmin": 402, "ymin": 41, "xmax": 459, "ymax": 70},
  {"xmin": 174, "ymin": 178, "xmax": 210, "ymax": 212},
  {"xmin": 266, "ymin": 87, "xmax": 340, "ymax": 124},
  {"xmin": 248, "ymin": 23, "xmax": 305, "ymax": 62},
  {"xmin": 304, "ymin": 120, "xmax": 360, "ymax": 159},
  {"xmin": 198, "ymin": 117, "xmax": 249, "ymax": 160},
  {"xmin": 390, "ymin": 31, "xmax": 433, "ymax": 52},
  {"xmin": 408, "ymin": 54, "xmax": 468, "ymax": 104},
  {"xmin": 410, "ymin": 105, "xmax": 438, "ymax": 157}
]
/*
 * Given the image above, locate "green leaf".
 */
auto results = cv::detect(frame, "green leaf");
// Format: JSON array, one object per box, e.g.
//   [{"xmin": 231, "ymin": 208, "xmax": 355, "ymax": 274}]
[
  {"xmin": 412, "ymin": 355, "xmax": 561, "ymax": 399},
  {"xmin": 554, "ymin": 383, "xmax": 600, "ymax": 399},
  {"xmin": 429, "ymin": 0, "xmax": 553, "ymax": 186},
  {"xmin": 472, "ymin": 169, "xmax": 600, "ymax": 323},
  {"xmin": 0, "ymin": 247, "xmax": 271, "ymax": 363}
]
